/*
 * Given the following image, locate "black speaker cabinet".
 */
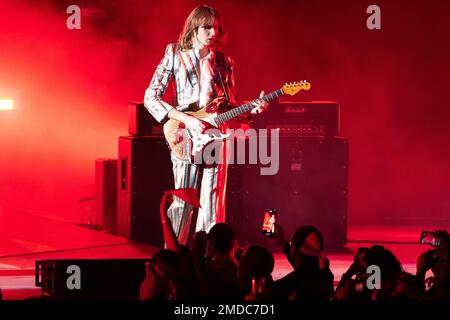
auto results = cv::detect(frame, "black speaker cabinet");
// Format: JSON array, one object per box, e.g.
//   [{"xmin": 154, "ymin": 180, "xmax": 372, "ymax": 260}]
[
  {"xmin": 226, "ymin": 136, "xmax": 348, "ymax": 250},
  {"xmin": 128, "ymin": 102, "xmax": 163, "ymax": 136},
  {"xmin": 117, "ymin": 135, "xmax": 173, "ymax": 246},
  {"xmin": 35, "ymin": 259, "xmax": 149, "ymax": 299},
  {"xmin": 94, "ymin": 158, "xmax": 117, "ymax": 230}
]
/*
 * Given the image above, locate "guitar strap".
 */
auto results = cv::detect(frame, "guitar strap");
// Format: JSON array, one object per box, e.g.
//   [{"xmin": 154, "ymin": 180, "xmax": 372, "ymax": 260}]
[
  {"xmin": 215, "ymin": 53, "xmax": 230, "ymax": 103},
  {"xmin": 215, "ymin": 52, "xmax": 252, "ymax": 124},
  {"xmin": 171, "ymin": 44, "xmax": 179, "ymax": 108},
  {"xmin": 172, "ymin": 44, "xmax": 179, "ymax": 79}
]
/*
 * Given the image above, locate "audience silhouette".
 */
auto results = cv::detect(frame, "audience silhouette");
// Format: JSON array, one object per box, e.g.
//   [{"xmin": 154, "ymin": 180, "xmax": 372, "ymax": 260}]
[{"xmin": 138, "ymin": 191, "xmax": 450, "ymax": 301}]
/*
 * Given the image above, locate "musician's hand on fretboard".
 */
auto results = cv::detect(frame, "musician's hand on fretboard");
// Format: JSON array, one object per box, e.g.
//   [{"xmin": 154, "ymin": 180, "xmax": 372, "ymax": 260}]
[{"xmin": 250, "ymin": 90, "xmax": 269, "ymax": 115}]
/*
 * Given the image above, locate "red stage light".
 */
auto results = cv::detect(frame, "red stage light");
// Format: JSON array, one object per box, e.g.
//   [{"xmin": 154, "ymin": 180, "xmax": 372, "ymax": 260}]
[{"xmin": 0, "ymin": 99, "xmax": 13, "ymax": 110}]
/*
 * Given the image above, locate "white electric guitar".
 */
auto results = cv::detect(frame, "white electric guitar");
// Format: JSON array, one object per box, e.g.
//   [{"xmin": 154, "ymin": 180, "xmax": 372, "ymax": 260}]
[{"xmin": 163, "ymin": 81, "xmax": 311, "ymax": 162}]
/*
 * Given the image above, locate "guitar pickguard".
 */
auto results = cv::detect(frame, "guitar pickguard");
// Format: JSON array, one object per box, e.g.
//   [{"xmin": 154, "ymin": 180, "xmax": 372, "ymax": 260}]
[
  {"xmin": 189, "ymin": 113, "xmax": 230, "ymax": 162},
  {"xmin": 163, "ymin": 111, "xmax": 229, "ymax": 162}
]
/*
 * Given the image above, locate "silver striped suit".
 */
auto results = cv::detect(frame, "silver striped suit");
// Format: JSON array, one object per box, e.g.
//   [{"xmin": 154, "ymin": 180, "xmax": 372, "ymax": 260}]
[{"xmin": 144, "ymin": 43, "xmax": 235, "ymax": 245}]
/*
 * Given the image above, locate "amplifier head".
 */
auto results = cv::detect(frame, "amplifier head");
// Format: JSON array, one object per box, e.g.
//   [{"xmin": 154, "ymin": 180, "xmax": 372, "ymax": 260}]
[{"xmin": 252, "ymin": 100, "xmax": 340, "ymax": 137}]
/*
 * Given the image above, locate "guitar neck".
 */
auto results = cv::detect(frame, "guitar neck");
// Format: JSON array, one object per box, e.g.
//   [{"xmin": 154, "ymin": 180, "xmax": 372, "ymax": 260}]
[{"xmin": 215, "ymin": 89, "xmax": 284, "ymax": 125}]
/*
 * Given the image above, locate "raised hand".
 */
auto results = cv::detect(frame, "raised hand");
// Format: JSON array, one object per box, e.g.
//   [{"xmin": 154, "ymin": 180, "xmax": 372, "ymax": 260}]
[
  {"xmin": 159, "ymin": 191, "xmax": 174, "ymax": 222},
  {"xmin": 274, "ymin": 222, "xmax": 289, "ymax": 249}
]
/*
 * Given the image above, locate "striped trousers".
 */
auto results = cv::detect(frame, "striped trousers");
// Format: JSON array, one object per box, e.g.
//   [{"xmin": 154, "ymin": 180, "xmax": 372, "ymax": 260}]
[{"xmin": 167, "ymin": 141, "xmax": 229, "ymax": 245}]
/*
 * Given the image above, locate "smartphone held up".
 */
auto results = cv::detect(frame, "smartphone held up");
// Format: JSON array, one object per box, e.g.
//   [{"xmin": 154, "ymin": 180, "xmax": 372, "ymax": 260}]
[
  {"xmin": 420, "ymin": 231, "xmax": 441, "ymax": 247},
  {"xmin": 262, "ymin": 208, "xmax": 277, "ymax": 237}
]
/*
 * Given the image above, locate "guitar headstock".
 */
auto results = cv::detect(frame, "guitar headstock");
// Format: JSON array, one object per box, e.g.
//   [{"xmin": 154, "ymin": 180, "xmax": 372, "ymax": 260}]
[{"xmin": 282, "ymin": 80, "xmax": 311, "ymax": 96}]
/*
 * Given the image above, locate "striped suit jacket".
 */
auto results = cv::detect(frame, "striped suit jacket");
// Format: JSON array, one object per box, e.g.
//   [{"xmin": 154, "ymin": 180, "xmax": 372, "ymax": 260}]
[{"xmin": 144, "ymin": 43, "xmax": 236, "ymax": 124}]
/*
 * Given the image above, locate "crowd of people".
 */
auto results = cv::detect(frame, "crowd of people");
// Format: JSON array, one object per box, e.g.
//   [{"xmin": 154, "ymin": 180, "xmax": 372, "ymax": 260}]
[{"xmin": 138, "ymin": 192, "xmax": 450, "ymax": 301}]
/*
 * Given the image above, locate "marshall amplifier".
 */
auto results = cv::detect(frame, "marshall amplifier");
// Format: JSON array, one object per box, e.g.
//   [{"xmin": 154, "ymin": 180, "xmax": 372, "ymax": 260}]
[
  {"xmin": 251, "ymin": 101, "xmax": 340, "ymax": 137},
  {"xmin": 128, "ymin": 102, "xmax": 163, "ymax": 136}
]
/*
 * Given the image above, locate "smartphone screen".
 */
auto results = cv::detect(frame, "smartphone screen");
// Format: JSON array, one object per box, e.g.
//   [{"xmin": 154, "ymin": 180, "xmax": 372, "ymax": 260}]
[
  {"xmin": 420, "ymin": 231, "xmax": 441, "ymax": 246},
  {"xmin": 262, "ymin": 209, "xmax": 277, "ymax": 237}
]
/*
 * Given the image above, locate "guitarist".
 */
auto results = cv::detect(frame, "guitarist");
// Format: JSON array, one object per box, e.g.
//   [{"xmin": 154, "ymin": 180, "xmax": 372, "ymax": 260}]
[{"xmin": 144, "ymin": 5, "xmax": 268, "ymax": 245}]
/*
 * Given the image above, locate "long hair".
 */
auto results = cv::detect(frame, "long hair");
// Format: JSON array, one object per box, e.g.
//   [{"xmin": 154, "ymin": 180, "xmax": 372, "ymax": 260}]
[{"xmin": 178, "ymin": 5, "xmax": 224, "ymax": 50}]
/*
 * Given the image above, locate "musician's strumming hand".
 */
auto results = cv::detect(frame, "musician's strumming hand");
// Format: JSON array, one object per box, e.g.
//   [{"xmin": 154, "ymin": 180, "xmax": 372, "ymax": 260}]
[
  {"xmin": 250, "ymin": 90, "xmax": 269, "ymax": 115},
  {"xmin": 184, "ymin": 115, "xmax": 207, "ymax": 133}
]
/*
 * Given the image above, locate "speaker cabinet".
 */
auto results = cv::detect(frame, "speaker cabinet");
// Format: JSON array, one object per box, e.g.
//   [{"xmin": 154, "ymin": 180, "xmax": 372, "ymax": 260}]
[
  {"xmin": 35, "ymin": 259, "xmax": 149, "ymax": 299},
  {"xmin": 94, "ymin": 158, "xmax": 117, "ymax": 230},
  {"xmin": 128, "ymin": 102, "xmax": 163, "ymax": 136},
  {"xmin": 226, "ymin": 136, "xmax": 348, "ymax": 249},
  {"xmin": 117, "ymin": 135, "xmax": 173, "ymax": 246}
]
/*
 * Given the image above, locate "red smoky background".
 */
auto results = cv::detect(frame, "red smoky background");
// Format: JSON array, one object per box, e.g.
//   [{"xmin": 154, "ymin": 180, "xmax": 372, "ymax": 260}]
[{"xmin": 0, "ymin": 0, "xmax": 449, "ymax": 226}]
